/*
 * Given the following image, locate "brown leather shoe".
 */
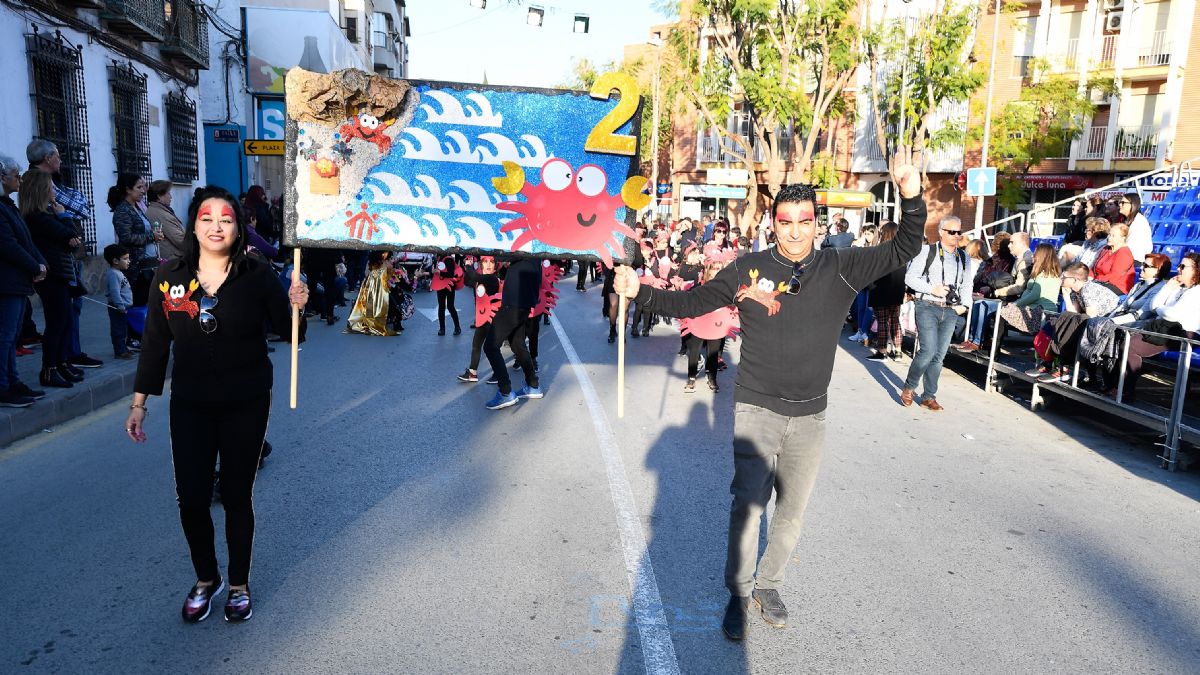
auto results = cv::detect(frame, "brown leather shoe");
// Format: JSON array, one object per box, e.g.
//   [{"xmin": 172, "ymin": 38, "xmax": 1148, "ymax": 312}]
[
  {"xmin": 919, "ymin": 397, "xmax": 944, "ymax": 411},
  {"xmin": 900, "ymin": 387, "xmax": 915, "ymax": 407}
]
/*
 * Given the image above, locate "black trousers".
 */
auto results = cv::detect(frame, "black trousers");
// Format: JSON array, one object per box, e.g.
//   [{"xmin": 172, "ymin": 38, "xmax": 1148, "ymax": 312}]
[
  {"xmin": 525, "ymin": 315, "xmax": 542, "ymax": 361},
  {"xmin": 307, "ymin": 262, "xmax": 338, "ymax": 319},
  {"xmin": 170, "ymin": 393, "xmax": 271, "ymax": 587},
  {"xmin": 484, "ymin": 306, "xmax": 537, "ymax": 394},
  {"xmin": 34, "ymin": 280, "xmax": 72, "ymax": 369},
  {"xmin": 686, "ymin": 335, "xmax": 722, "ymax": 380},
  {"xmin": 469, "ymin": 323, "xmax": 491, "ymax": 370},
  {"xmin": 631, "ymin": 301, "xmax": 654, "ymax": 333},
  {"xmin": 437, "ymin": 288, "xmax": 460, "ymax": 332}
]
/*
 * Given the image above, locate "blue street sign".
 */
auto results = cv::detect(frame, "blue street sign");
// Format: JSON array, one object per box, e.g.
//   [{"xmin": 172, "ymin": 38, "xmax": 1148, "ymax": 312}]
[{"xmin": 966, "ymin": 167, "xmax": 997, "ymax": 197}]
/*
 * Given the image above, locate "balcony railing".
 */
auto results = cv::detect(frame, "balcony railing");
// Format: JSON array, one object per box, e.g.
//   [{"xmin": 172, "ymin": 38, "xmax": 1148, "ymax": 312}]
[
  {"xmin": 1114, "ymin": 124, "xmax": 1160, "ymax": 159},
  {"xmin": 1081, "ymin": 126, "xmax": 1107, "ymax": 160},
  {"xmin": 698, "ymin": 130, "xmax": 766, "ymax": 164},
  {"xmin": 1079, "ymin": 124, "xmax": 1160, "ymax": 161},
  {"xmin": 101, "ymin": 0, "xmax": 166, "ymax": 42},
  {"xmin": 1138, "ymin": 30, "xmax": 1171, "ymax": 67},
  {"xmin": 1048, "ymin": 38, "xmax": 1079, "ymax": 72},
  {"xmin": 160, "ymin": 0, "xmax": 209, "ymax": 69},
  {"xmin": 1097, "ymin": 34, "xmax": 1119, "ymax": 68}
]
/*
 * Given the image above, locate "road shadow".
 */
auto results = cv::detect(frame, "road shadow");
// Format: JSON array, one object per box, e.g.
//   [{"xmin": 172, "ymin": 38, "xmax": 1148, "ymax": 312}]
[{"xmin": 616, "ymin": 400, "xmax": 750, "ymax": 674}]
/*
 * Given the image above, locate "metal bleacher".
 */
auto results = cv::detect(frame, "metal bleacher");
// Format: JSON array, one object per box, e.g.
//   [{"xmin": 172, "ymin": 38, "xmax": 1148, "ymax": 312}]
[{"xmin": 949, "ymin": 161, "xmax": 1200, "ymax": 471}]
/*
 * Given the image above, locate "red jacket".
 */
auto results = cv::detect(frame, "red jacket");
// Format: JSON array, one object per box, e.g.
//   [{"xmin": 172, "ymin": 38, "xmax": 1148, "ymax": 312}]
[{"xmin": 1093, "ymin": 245, "xmax": 1134, "ymax": 293}]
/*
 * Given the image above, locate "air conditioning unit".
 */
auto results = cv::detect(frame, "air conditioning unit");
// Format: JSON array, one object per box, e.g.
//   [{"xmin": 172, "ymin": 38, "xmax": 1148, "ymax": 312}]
[
  {"xmin": 1105, "ymin": 11, "xmax": 1124, "ymax": 32},
  {"xmin": 1104, "ymin": 0, "xmax": 1124, "ymax": 10}
]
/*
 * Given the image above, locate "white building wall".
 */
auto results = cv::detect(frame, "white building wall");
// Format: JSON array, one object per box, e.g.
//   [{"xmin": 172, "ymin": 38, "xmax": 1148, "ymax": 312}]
[{"xmin": 0, "ymin": 7, "xmax": 206, "ymax": 253}]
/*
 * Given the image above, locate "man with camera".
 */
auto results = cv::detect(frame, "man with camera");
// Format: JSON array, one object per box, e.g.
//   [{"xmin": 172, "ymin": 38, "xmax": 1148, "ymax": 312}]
[{"xmin": 901, "ymin": 216, "xmax": 974, "ymax": 411}]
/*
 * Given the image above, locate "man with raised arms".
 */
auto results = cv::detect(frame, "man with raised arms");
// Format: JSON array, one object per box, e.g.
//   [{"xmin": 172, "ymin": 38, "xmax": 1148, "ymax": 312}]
[{"xmin": 614, "ymin": 164, "xmax": 926, "ymax": 640}]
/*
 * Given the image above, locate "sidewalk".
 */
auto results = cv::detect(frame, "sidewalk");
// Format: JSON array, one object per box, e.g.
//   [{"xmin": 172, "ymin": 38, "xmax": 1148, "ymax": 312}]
[{"xmin": 0, "ymin": 295, "xmax": 140, "ymax": 446}]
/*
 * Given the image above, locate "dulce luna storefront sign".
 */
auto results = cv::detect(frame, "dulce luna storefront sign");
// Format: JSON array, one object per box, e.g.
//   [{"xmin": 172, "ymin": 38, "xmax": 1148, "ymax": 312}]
[{"xmin": 1019, "ymin": 174, "xmax": 1095, "ymax": 190}]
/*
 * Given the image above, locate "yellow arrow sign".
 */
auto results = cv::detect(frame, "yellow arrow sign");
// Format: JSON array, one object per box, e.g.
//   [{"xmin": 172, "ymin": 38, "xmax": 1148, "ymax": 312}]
[{"xmin": 244, "ymin": 140, "xmax": 284, "ymax": 156}]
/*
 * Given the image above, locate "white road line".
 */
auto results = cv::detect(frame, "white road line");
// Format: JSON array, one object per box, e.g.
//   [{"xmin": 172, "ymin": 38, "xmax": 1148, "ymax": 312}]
[{"xmin": 549, "ymin": 314, "xmax": 681, "ymax": 675}]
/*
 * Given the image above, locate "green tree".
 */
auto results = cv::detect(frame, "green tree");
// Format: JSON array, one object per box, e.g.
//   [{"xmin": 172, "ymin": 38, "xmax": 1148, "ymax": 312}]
[
  {"xmin": 668, "ymin": 0, "xmax": 865, "ymax": 231},
  {"xmin": 862, "ymin": 1, "xmax": 985, "ymax": 182},
  {"xmin": 985, "ymin": 69, "xmax": 1118, "ymax": 209}
]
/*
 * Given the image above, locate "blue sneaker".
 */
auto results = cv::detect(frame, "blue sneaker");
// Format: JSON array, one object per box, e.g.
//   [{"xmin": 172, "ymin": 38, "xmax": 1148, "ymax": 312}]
[
  {"xmin": 516, "ymin": 385, "xmax": 544, "ymax": 399},
  {"xmin": 485, "ymin": 390, "xmax": 518, "ymax": 410}
]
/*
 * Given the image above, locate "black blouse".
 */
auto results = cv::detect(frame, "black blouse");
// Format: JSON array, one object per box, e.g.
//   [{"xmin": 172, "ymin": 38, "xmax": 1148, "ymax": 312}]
[{"xmin": 135, "ymin": 257, "xmax": 298, "ymax": 401}]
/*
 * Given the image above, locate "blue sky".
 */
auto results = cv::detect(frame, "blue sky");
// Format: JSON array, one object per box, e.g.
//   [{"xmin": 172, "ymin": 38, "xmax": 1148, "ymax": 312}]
[{"xmin": 407, "ymin": 1, "xmax": 672, "ymax": 89}]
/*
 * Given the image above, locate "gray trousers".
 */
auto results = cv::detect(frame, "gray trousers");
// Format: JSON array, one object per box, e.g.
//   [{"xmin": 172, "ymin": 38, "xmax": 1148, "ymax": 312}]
[{"xmin": 726, "ymin": 402, "xmax": 826, "ymax": 596}]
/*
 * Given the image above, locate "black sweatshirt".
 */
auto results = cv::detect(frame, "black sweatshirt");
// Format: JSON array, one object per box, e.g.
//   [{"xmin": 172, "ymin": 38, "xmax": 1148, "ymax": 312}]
[
  {"xmin": 637, "ymin": 195, "xmax": 927, "ymax": 416},
  {"xmin": 135, "ymin": 257, "xmax": 298, "ymax": 401}
]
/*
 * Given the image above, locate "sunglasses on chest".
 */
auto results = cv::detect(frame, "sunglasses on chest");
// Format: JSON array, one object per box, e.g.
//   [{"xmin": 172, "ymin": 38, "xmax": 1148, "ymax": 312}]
[{"xmin": 199, "ymin": 295, "xmax": 218, "ymax": 334}]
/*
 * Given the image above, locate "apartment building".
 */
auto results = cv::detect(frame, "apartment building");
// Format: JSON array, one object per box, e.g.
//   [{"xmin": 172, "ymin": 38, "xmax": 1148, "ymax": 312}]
[
  {"xmin": 0, "ymin": 0, "xmax": 209, "ymax": 254},
  {"xmin": 959, "ymin": 0, "xmax": 1199, "ymax": 230},
  {"xmin": 201, "ymin": 0, "xmax": 411, "ymax": 199}
]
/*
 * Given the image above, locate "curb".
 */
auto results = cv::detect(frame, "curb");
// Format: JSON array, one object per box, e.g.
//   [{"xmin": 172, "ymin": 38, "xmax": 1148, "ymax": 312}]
[{"xmin": 0, "ymin": 367, "xmax": 137, "ymax": 447}]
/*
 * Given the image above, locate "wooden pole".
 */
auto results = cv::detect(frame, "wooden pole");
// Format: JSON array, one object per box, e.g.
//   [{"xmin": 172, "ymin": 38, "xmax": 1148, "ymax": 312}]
[
  {"xmin": 617, "ymin": 293, "xmax": 627, "ymax": 419},
  {"xmin": 290, "ymin": 247, "xmax": 301, "ymax": 409}
]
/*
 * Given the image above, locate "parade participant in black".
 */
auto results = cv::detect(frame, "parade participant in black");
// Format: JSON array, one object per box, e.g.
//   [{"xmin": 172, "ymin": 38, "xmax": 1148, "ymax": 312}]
[
  {"xmin": 431, "ymin": 254, "xmax": 462, "ymax": 336},
  {"xmin": 124, "ymin": 186, "xmax": 308, "ymax": 624},
  {"xmin": 458, "ymin": 255, "xmax": 502, "ymax": 383},
  {"xmin": 603, "ymin": 241, "xmax": 645, "ymax": 343},
  {"xmin": 671, "ymin": 244, "xmax": 704, "ymax": 355},
  {"xmin": 614, "ymin": 164, "xmax": 925, "ymax": 641},
  {"xmin": 305, "ymin": 247, "xmax": 342, "ymax": 325},
  {"xmin": 482, "ymin": 256, "xmax": 542, "ymax": 409}
]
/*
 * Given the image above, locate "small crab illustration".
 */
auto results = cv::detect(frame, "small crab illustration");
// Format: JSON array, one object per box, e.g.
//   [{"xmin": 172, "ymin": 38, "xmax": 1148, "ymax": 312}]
[
  {"xmin": 493, "ymin": 159, "xmax": 651, "ymax": 267},
  {"xmin": 680, "ymin": 306, "xmax": 740, "ymax": 341},
  {"xmin": 475, "ymin": 281, "xmax": 503, "ymax": 325},
  {"xmin": 735, "ymin": 268, "xmax": 784, "ymax": 316},
  {"xmin": 160, "ymin": 279, "xmax": 201, "ymax": 319},
  {"xmin": 530, "ymin": 260, "xmax": 564, "ymax": 318},
  {"xmin": 339, "ymin": 111, "xmax": 394, "ymax": 154}
]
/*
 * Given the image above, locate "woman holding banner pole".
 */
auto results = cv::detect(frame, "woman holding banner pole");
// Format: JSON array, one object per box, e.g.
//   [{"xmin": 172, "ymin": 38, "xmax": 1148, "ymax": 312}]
[{"xmin": 124, "ymin": 186, "xmax": 308, "ymax": 624}]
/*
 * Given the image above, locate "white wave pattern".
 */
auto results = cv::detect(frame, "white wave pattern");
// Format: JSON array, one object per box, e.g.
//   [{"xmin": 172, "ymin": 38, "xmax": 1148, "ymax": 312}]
[
  {"xmin": 420, "ymin": 90, "xmax": 503, "ymax": 127},
  {"xmin": 446, "ymin": 180, "xmax": 502, "ymax": 213},
  {"xmin": 366, "ymin": 174, "xmax": 450, "ymax": 209},
  {"xmin": 474, "ymin": 133, "xmax": 551, "ymax": 168},
  {"xmin": 373, "ymin": 209, "xmax": 515, "ymax": 249},
  {"xmin": 399, "ymin": 126, "xmax": 552, "ymax": 169}
]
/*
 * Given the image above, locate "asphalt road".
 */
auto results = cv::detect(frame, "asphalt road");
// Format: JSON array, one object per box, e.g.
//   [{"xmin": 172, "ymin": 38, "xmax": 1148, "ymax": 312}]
[{"xmin": 2, "ymin": 278, "xmax": 1199, "ymax": 674}]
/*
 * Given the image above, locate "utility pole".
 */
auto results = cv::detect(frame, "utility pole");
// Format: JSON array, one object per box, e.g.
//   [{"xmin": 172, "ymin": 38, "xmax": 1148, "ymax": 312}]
[{"xmin": 973, "ymin": 0, "xmax": 1003, "ymax": 234}]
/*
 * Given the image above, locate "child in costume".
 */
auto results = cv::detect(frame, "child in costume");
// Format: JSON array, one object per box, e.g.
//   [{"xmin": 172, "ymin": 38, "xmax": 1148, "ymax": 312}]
[{"xmin": 458, "ymin": 255, "xmax": 502, "ymax": 383}]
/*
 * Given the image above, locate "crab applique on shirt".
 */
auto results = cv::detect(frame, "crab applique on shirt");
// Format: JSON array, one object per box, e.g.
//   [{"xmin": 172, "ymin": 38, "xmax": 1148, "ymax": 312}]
[
  {"xmin": 160, "ymin": 279, "xmax": 201, "ymax": 319},
  {"xmin": 735, "ymin": 269, "xmax": 787, "ymax": 316}
]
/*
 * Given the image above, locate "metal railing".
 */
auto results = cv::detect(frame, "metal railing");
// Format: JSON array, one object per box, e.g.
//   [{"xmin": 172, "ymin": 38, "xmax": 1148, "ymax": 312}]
[
  {"xmin": 1097, "ymin": 35, "xmax": 1119, "ymax": 67},
  {"xmin": 1049, "ymin": 38, "xmax": 1080, "ymax": 72},
  {"xmin": 970, "ymin": 304, "xmax": 1199, "ymax": 470},
  {"xmin": 161, "ymin": 0, "xmax": 209, "ymax": 69},
  {"xmin": 1081, "ymin": 126, "xmax": 1108, "ymax": 160},
  {"xmin": 969, "ymin": 158, "xmax": 1200, "ymax": 245},
  {"xmin": 101, "ymin": 0, "xmax": 166, "ymax": 41},
  {"xmin": 1114, "ymin": 124, "xmax": 1160, "ymax": 159},
  {"xmin": 1138, "ymin": 30, "xmax": 1171, "ymax": 67}
]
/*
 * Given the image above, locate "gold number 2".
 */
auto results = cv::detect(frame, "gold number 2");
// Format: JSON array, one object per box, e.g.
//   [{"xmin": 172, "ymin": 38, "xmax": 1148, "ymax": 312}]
[{"xmin": 585, "ymin": 72, "xmax": 641, "ymax": 156}]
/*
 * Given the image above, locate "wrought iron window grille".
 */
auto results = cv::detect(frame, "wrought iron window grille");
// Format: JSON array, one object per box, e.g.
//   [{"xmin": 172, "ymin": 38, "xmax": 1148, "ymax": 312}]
[
  {"xmin": 26, "ymin": 27, "xmax": 97, "ymax": 254},
  {"xmin": 109, "ymin": 61, "xmax": 153, "ymax": 179},
  {"xmin": 164, "ymin": 91, "xmax": 199, "ymax": 183}
]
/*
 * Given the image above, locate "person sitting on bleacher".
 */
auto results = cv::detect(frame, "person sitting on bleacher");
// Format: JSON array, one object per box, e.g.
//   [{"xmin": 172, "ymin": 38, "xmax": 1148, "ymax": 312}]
[
  {"xmin": 998, "ymin": 244, "xmax": 1062, "ymax": 336},
  {"xmin": 1117, "ymin": 192, "xmax": 1152, "ymax": 264},
  {"xmin": 1077, "ymin": 217, "xmax": 1110, "ymax": 268},
  {"xmin": 1025, "ymin": 263, "xmax": 1122, "ymax": 383},
  {"xmin": 1091, "ymin": 223, "xmax": 1135, "ymax": 293},
  {"xmin": 1107, "ymin": 252, "xmax": 1200, "ymax": 401},
  {"xmin": 1080, "ymin": 253, "xmax": 1172, "ymax": 392},
  {"xmin": 957, "ymin": 235, "xmax": 1017, "ymax": 352}
]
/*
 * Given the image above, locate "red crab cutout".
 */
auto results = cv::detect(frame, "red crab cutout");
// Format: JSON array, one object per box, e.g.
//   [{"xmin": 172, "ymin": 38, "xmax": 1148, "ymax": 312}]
[
  {"xmin": 429, "ymin": 257, "xmax": 463, "ymax": 292},
  {"xmin": 475, "ymin": 281, "xmax": 503, "ymax": 325},
  {"xmin": 680, "ymin": 305, "xmax": 740, "ymax": 341},
  {"xmin": 530, "ymin": 260, "xmax": 563, "ymax": 318},
  {"xmin": 493, "ymin": 159, "xmax": 650, "ymax": 268},
  {"xmin": 735, "ymin": 268, "xmax": 786, "ymax": 316},
  {"xmin": 160, "ymin": 279, "xmax": 200, "ymax": 319},
  {"xmin": 638, "ymin": 266, "xmax": 669, "ymax": 290},
  {"xmin": 339, "ymin": 111, "xmax": 394, "ymax": 154}
]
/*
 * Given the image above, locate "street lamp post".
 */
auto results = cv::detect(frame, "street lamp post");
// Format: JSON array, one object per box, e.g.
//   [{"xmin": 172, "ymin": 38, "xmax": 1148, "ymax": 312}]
[{"xmin": 973, "ymin": 0, "xmax": 1003, "ymax": 234}]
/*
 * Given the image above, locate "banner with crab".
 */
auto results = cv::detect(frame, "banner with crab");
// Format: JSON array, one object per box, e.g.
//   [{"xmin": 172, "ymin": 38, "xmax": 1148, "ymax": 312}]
[{"xmin": 283, "ymin": 68, "xmax": 648, "ymax": 266}]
